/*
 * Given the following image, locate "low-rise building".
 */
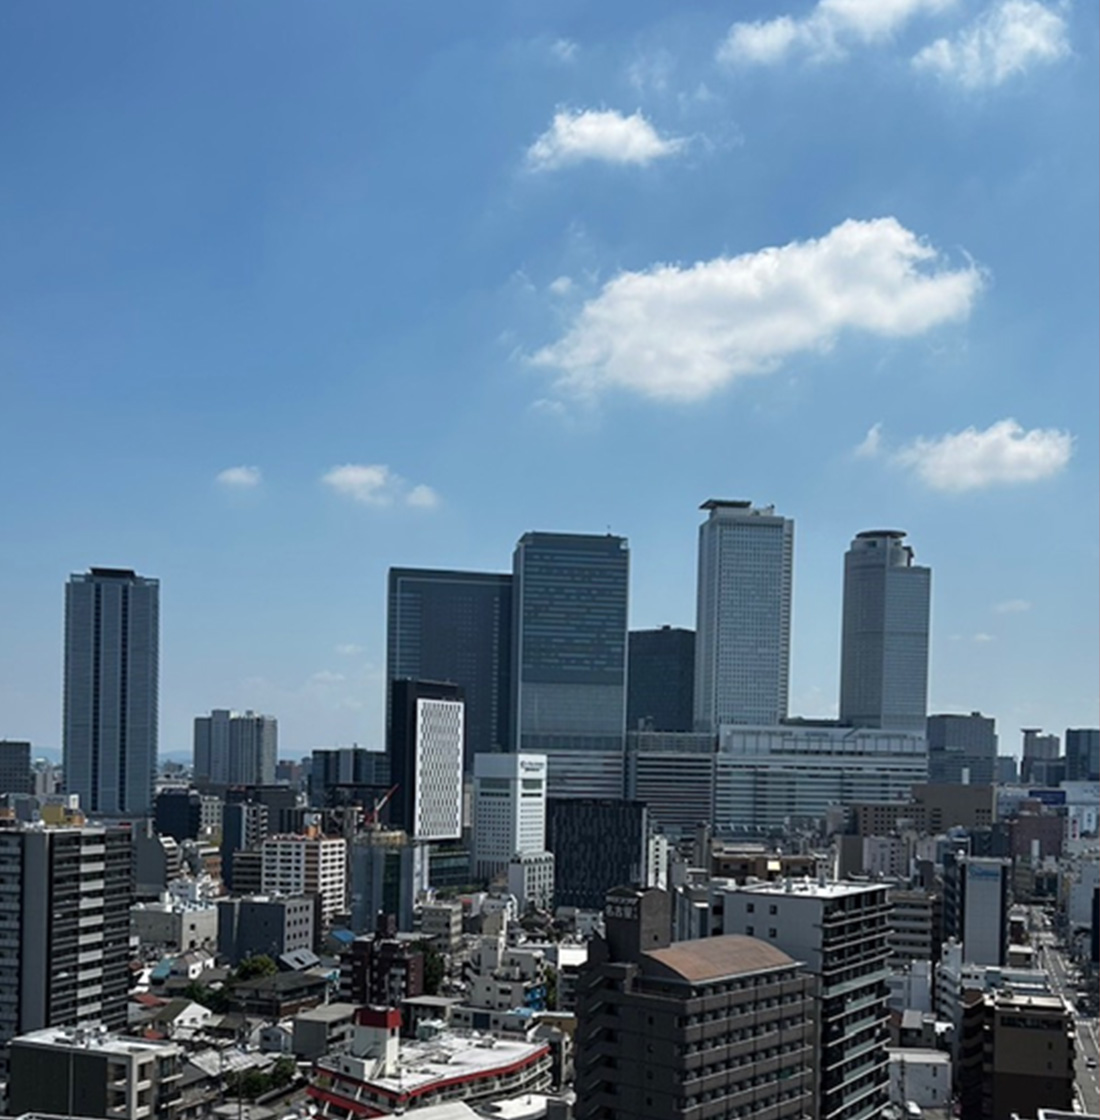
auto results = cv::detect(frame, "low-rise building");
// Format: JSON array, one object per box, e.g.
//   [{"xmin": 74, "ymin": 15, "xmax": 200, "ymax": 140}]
[
  {"xmin": 309, "ymin": 1008, "xmax": 552, "ymax": 1115},
  {"xmin": 420, "ymin": 901, "xmax": 463, "ymax": 952},
  {"xmin": 131, "ymin": 899, "xmax": 218, "ymax": 952},
  {"xmin": 887, "ymin": 1047, "xmax": 951, "ymax": 1108},
  {"xmin": 293, "ymin": 1002, "xmax": 360, "ymax": 1060},
  {"xmin": 507, "ymin": 850, "xmax": 555, "ymax": 912}
]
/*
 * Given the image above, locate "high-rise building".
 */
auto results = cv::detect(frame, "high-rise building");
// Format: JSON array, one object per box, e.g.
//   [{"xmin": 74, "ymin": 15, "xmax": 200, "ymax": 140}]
[
  {"xmin": 512, "ymin": 532, "xmax": 629, "ymax": 798},
  {"xmin": 261, "ymin": 833, "xmax": 348, "ymax": 928},
  {"xmin": 8, "ymin": 1027, "xmax": 184, "ymax": 1120},
  {"xmin": 574, "ymin": 886, "xmax": 814, "ymax": 1120},
  {"xmin": 694, "ymin": 500, "xmax": 794, "ymax": 731},
  {"xmin": 388, "ymin": 679, "xmax": 464, "ymax": 842},
  {"xmin": 626, "ymin": 626, "xmax": 695, "ymax": 733},
  {"xmin": 153, "ymin": 788, "xmax": 203, "ymax": 842},
  {"xmin": 0, "ymin": 825, "xmax": 132, "ymax": 1075},
  {"xmin": 1065, "ymin": 727, "xmax": 1100, "ymax": 782},
  {"xmin": 193, "ymin": 709, "xmax": 277, "ymax": 789},
  {"xmin": 472, "ymin": 752, "xmax": 547, "ymax": 880},
  {"xmin": 309, "ymin": 747, "xmax": 390, "ymax": 809},
  {"xmin": 942, "ymin": 853, "xmax": 1009, "ymax": 966},
  {"xmin": 724, "ymin": 880, "xmax": 892, "ymax": 1120},
  {"xmin": 839, "ymin": 531, "xmax": 931, "ymax": 732},
  {"xmin": 387, "ymin": 567, "xmax": 512, "ymax": 770},
  {"xmin": 927, "ymin": 712, "xmax": 997, "ymax": 786},
  {"xmin": 0, "ymin": 741, "xmax": 31, "ymax": 796},
  {"xmin": 957, "ymin": 991, "xmax": 1075, "ymax": 1120},
  {"xmin": 546, "ymin": 798, "xmax": 650, "ymax": 910},
  {"xmin": 1020, "ymin": 728, "xmax": 1061, "ymax": 784},
  {"xmin": 220, "ymin": 800, "xmax": 268, "ymax": 892},
  {"xmin": 63, "ymin": 567, "xmax": 159, "ymax": 816}
]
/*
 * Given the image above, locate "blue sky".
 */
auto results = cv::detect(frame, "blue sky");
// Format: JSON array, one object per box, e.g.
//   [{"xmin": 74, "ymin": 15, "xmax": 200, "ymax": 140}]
[{"xmin": 1, "ymin": 0, "xmax": 1096, "ymax": 760}]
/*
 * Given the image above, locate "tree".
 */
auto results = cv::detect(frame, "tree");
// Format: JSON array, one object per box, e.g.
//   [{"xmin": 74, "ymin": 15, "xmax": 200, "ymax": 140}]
[
  {"xmin": 236, "ymin": 954, "xmax": 278, "ymax": 980},
  {"xmin": 180, "ymin": 981, "xmax": 231, "ymax": 1013},
  {"xmin": 271, "ymin": 1057, "xmax": 297, "ymax": 1088},
  {"xmin": 415, "ymin": 942, "xmax": 446, "ymax": 995}
]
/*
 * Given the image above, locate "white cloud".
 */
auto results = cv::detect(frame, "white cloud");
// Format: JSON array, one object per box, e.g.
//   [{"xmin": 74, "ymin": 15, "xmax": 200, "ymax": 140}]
[
  {"xmin": 994, "ymin": 598, "xmax": 1032, "ymax": 614},
  {"xmin": 972, "ymin": 632, "xmax": 996, "ymax": 643},
  {"xmin": 532, "ymin": 217, "xmax": 983, "ymax": 403},
  {"xmin": 892, "ymin": 419, "xmax": 1073, "ymax": 491},
  {"xmin": 526, "ymin": 109, "xmax": 685, "ymax": 171},
  {"xmin": 309, "ymin": 670, "xmax": 346, "ymax": 685},
  {"xmin": 912, "ymin": 0, "xmax": 1069, "ymax": 88},
  {"xmin": 215, "ymin": 465, "xmax": 262, "ymax": 489},
  {"xmin": 335, "ymin": 643, "xmax": 364, "ymax": 656},
  {"xmin": 854, "ymin": 422, "xmax": 884, "ymax": 458},
  {"xmin": 549, "ymin": 38, "xmax": 578, "ymax": 63},
  {"xmin": 719, "ymin": 0, "xmax": 954, "ymax": 65},
  {"xmin": 321, "ymin": 464, "xmax": 440, "ymax": 509},
  {"xmin": 406, "ymin": 484, "xmax": 441, "ymax": 509},
  {"xmin": 548, "ymin": 276, "xmax": 574, "ymax": 296}
]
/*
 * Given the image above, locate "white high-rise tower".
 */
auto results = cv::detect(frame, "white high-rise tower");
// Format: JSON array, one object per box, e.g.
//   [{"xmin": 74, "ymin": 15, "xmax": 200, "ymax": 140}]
[
  {"xmin": 839, "ymin": 529, "xmax": 931, "ymax": 732},
  {"xmin": 694, "ymin": 500, "xmax": 794, "ymax": 731}
]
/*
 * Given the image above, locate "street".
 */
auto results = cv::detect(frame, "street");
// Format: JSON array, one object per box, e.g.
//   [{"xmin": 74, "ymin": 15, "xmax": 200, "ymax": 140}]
[{"xmin": 1032, "ymin": 916, "xmax": 1099, "ymax": 1116}]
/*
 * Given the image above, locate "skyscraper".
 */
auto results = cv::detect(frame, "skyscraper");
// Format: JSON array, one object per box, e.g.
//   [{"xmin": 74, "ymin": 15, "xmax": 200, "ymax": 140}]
[
  {"xmin": 512, "ymin": 532, "xmax": 629, "ymax": 798},
  {"xmin": 693, "ymin": 500, "xmax": 794, "ymax": 731},
  {"xmin": 193, "ymin": 709, "xmax": 278, "ymax": 788},
  {"xmin": 927, "ymin": 712, "xmax": 997, "ymax": 786},
  {"xmin": 626, "ymin": 625, "xmax": 695, "ymax": 732},
  {"xmin": 388, "ymin": 679, "xmax": 464, "ymax": 842},
  {"xmin": 63, "ymin": 567, "xmax": 159, "ymax": 816},
  {"xmin": 839, "ymin": 530, "xmax": 931, "ymax": 732},
  {"xmin": 472, "ymin": 752, "xmax": 547, "ymax": 880},
  {"xmin": 1065, "ymin": 728, "xmax": 1100, "ymax": 782},
  {"xmin": 0, "ymin": 824, "xmax": 132, "ymax": 1075},
  {"xmin": 387, "ymin": 568, "xmax": 512, "ymax": 770}
]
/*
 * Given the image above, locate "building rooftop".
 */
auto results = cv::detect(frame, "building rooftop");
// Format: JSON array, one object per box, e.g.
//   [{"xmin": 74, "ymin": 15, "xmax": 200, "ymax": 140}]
[
  {"xmin": 736, "ymin": 878, "xmax": 887, "ymax": 899},
  {"xmin": 644, "ymin": 935, "xmax": 796, "ymax": 982},
  {"xmin": 295, "ymin": 1001, "xmax": 359, "ymax": 1024},
  {"xmin": 326, "ymin": 1033, "xmax": 548, "ymax": 1096},
  {"xmin": 12, "ymin": 1024, "xmax": 179, "ymax": 1057}
]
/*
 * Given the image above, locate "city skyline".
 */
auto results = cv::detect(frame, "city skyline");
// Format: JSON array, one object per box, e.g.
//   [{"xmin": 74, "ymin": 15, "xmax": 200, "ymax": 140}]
[{"xmin": 0, "ymin": 2, "xmax": 1095, "ymax": 756}]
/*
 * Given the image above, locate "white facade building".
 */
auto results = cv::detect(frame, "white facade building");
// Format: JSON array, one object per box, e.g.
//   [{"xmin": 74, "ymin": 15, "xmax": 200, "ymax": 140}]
[
  {"xmin": 694, "ymin": 500, "xmax": 793, "ymax": 731},
  {"xmin": 839, "ymin": 530, "xmax": 931, "ymax": 732},
  {"xmin": 472, "ymin": 753, "xmax": 547, "ymax": 879},
  {"xmin": 507, "ymin": 850, "xmax": 555, "ymax": 912},
  {"xmin": 716, "ymin": 723, "xmax": 928, "ymax": 831},
  {"xmin": 261, "ymin": 833, "xmax": 347, "ymax": 926},
  {"xmin": 413, "ymin": 697, "xmax": 464, "ymax": 841}
]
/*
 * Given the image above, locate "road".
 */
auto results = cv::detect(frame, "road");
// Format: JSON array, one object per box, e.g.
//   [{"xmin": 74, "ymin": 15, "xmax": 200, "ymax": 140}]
[{"xmin": 1031, "ymin": 912, "xmax": 1099, "ymax": 1116}]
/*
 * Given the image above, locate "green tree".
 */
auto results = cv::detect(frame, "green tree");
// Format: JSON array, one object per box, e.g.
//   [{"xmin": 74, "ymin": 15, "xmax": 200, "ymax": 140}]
[
  {"xmin": 180, "ymin": 981, "xmax": 231, "ymax": 1013},
  {"xmin": 415, "ymin": 943, "xmax": 446, "ymax": 995},
  {"xmin": 271, "ymin": 1057, "xmax": 297, "ymax": 1088},
  {"xmin": 236, "ymin": 954, "xmax": 278, "ymax": 980}
]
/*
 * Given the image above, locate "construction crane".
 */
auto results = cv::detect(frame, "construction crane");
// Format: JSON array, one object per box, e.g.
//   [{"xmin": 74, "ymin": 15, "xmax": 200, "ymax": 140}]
[{"xmin": 363, "ymin": 784, "xmax": 399, "ymax": 831}]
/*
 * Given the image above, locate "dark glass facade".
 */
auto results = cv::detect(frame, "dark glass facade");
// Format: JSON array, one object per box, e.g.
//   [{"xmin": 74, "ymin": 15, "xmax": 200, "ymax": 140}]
[
  {"xmin": 546, "ymin": 798, "xmax": 648, "ymax": 910},
  {"xmin": 1065, "ymin": 728, "xmax": 1100, "ymax": 782},
  {"xmin": 387, "ymin": 568, "xmax": 512, "ymax": 770},
  {"xmin": 626, "ymin": 626, "xmax": 695, "ymax": 733}
]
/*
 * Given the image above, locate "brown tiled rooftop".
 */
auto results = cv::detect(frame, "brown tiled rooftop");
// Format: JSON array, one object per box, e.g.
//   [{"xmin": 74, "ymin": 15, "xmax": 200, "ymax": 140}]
[{"xmin": 644, "ymin": 935, "xmax": 795, "ymax": 982}]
